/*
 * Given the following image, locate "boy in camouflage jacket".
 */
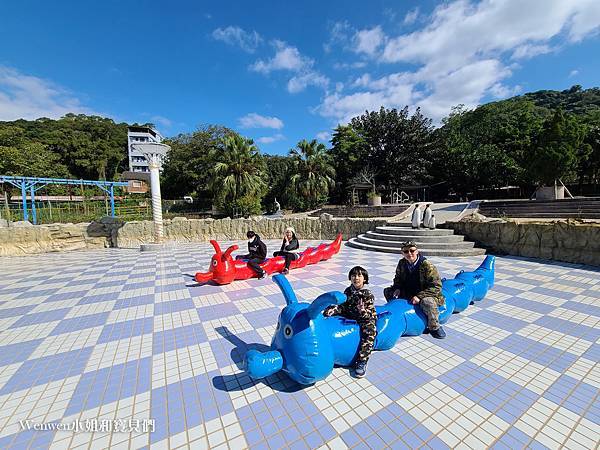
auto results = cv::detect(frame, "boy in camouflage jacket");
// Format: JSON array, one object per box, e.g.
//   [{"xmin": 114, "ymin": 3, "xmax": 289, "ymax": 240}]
[{"xmin": 324, "ymin": 266, "xmax": 377, "ymax": 378}]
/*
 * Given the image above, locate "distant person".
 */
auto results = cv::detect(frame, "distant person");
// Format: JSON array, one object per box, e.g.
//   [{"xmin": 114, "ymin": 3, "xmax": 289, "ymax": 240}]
[
  {"xmin": 273, "ymin": 227, "xmax": 300, "ymax": 274},
  {"xmin": 236, "ymin": 230, "xmax": 268, "ymax": 279},
  {"xmin": 422, "ymin": 204, "xmax": 432, "ymax": 228},
  {"xmin": 411, "ymin": 203, "xmax": 422, "ymax": 229},
  {"xmin": 324, "ymin": 266, "xmax": 377, "ymax": 378},
  {"xmin": 383, "ymin": 241, "xmax": 446, "ymax": 339}
]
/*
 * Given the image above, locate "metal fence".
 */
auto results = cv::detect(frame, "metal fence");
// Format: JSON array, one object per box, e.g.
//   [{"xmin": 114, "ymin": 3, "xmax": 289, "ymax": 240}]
[
  {"xmin": 0, "ymin": 200, "xmax": 214, "ymax": 225},
  {"xmin": 0, "ymin": 201, "xmax": 153, "ymax": 224}
]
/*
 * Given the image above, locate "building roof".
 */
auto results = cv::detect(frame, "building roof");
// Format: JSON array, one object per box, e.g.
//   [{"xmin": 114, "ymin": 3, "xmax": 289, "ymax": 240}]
[
  {"xmin": 120, "ymin": 171, "xmax": 151, "ymax": 182},
  {"xmin": 127, "ymin": 126, "xmax": 158, "ymax": 137}
]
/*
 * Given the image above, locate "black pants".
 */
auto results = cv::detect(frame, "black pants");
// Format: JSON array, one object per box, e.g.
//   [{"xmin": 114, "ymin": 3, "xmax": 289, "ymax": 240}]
[
  {"xmin": 247, "ymin": 258, "xmax": 265, "ymax": 275},
  {"xmin": 384, "ymin": 287, "xmax": 398, "ymax": 301},
  {"xmin": 273, "ymin": 251, "xmax": 298, "ymax": 270},
  {"xmin": 236, "ymin": 255, "xmax": 265, "ymax": 275}
]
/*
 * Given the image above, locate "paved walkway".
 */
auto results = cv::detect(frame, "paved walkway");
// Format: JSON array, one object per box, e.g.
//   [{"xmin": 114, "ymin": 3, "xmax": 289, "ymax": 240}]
[{"xmin": 0, "ymin": 242, "xmax": 598, "ymax": 449}]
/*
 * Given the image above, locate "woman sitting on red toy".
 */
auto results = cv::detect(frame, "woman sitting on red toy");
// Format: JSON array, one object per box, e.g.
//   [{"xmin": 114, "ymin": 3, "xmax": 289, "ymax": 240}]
[{"xmin": 273, "ymin": 227, "xmax": 300, "ymax": 275}]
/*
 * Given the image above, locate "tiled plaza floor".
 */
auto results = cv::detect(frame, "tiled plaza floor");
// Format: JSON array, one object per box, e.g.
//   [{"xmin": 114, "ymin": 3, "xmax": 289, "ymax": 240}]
[{"xmin": 0, "ymin": 240, "xmax": 598, "ymax": 450}]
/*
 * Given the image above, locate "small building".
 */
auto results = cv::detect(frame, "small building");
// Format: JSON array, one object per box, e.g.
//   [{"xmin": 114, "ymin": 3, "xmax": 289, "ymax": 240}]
[
  {"xmin": 127, "ymin": 126, "xmax": 165, "ymax": 173},
  {"xmin": 120, "ymin": 171, "xmax": 150, "ymax": 194}
]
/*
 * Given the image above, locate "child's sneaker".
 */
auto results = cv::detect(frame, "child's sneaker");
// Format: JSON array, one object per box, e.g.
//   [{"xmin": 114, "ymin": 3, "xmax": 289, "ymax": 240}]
[
  {"xmin": 430, "ymin": 326, "xmax": 446, "ymax": 339},
  {"xmin": 354, "ymin": 361, "xmax": 367, "ymax": 378},
  {"xmin": 282, "ymin": 268, "xmax": 289, "ymax": 275},
  {"xmin": 258, "ymin": 271, "xmax": 267, "ymax": 280}
]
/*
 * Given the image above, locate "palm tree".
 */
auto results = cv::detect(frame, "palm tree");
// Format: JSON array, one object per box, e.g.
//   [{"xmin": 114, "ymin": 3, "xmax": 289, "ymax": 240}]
[
  {"xmin": 209, "ymin": 134, "xmax": 266, "ymax": 216},
  {"xmin": 289, "ymin": 139, "xmax": 336, "ymax": 209}
]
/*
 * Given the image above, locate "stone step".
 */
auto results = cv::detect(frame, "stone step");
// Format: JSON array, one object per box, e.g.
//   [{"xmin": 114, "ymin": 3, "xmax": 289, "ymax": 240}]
[
  {"xmin": 347, "ymin": 239, "xmax": 486, "ymax": 256},
  {"xmin": 483, "ymin": 199, "xmax": 600, "ymax": 204},
  {"xmin": 480, "ymin": 206, "xmax": 600, "ymax": 213},
  {"xmin": 375, "ymin": 226, "xmax": 455, "ymax": 236},
  {"xmin": 356, "ymin": 235, "xmax": 475, "ymax": 249},
  {"xmin": 481, "ymin": 212, "xmax": 600, "ymax": 219},
  {"xmin": 365, "ymin": 231, "xmax": 466, "ymax": 243},
  {"xmin": 479, "ymin": 198, "xmax": 600, "ymax": 219}
]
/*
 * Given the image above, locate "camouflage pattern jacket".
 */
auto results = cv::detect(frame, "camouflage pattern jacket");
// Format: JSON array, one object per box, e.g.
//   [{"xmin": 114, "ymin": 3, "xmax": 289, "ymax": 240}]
[
  {"xmin": 325, "ymin": 286, "xmax": 377, "ymax": 323},
  {"xmin": 392, "ymin": 257, "xmax": 445, "ymax": 306}
]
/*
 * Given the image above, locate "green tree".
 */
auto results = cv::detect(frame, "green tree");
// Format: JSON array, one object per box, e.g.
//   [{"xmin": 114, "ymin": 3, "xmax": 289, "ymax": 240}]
[
  {"xmin": 436, "ymin": 100, "xmax": 541, "ymax": 195},
  {"xmin": 349, "ymin": 106, "xmax": 436, "ymax": 189},
  {"xmin": 262, "ymin": 154, "xmax": 294, "ymax": 211},
  {"xmin": 208, "ymin": 134, "xmax": 266, "ymax": 216},
  {"xmin": 329, "ymin": 125, "xmax": 369, "ymax": 203},
  {"xmin": 526, "ymin": 110, "xmax": 590, "ymax": 185},
  {"xmin": 161, "ymin": 125, "xmax": 233, "ymax": 207},
  {"xmin": 288, "ymin": 139, "xmax": 335, "ymax": 210},
  {"xmin": 44, "ymin": 114, "xmax": 128, "ymax": 180},
  {"xmin": 0, "ymin": 135, "xmax": 69, "ymax": 200},
  {"xmin": 0, "ymin": 114, "xmax": 129, "ymax": 181},
  {"xmin": 578, "ymin": 111, "xmax": 600, "ymax": 185}
]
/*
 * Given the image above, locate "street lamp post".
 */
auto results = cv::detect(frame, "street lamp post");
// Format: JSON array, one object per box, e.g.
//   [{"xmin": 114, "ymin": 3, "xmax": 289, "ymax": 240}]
[{"xmin": 132, "ymin": 142, "xmax": 171, "ymax": 250}]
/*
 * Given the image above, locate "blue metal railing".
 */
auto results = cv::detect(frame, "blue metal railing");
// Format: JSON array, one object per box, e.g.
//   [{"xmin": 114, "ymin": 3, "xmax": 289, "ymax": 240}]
[{"xmin": 0, "ymin": 176, "xmax": 128, "ymax": 224}]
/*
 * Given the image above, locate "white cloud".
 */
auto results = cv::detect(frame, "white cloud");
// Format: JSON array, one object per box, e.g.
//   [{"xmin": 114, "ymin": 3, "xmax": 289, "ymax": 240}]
[
  {"xmin": 239, "ymin": 112, "xmax": 284, "ymax": 129},
  {"xmin": 568, "ymin": 0, "xmax": 600, "ymax": 41},
  {"xmin": 212, "ymin": 26, "xmax": 262, "ymax": 53},
  {"xmin": 250, "ymin": 40, "xmax": 311, "ymax": 73},
  {"xmin": 569, "ymin": 69, "xmax": 579, "ymax": 77},
  {"xmin": 287, "ymin": 72, "xmax": 329, "ymax": 94},
  {"xmin": 316, "ymin": 131, "xmax": 330, "ymax": 141},
  {"xmin": 318, "ymin": 0, "xmax": 600, "ymax": 124},
  {"xmin": 333, "ymin": 61, "xmax": 367, "ymax": 70},
  {"xmin": 511, "ymin": 44, "xmax": 553, "ymax": 60},
  {"xmin": 0, "ymin": 66, "xmax": 95, "ymax": 121},
  {"xmin": 353, "ymin": 26, "xmax": 385, "ymax": 56},
  {"xmin": 150, "ymin": 115, "xmax": 172, "ymax": 129},
  {"xmin": 489, "ymin": 83, "xmax": 522, "ymax": 99},
  {"xmin": 403, "ymin": 7, "xmax": 420, "ymax": 25},
  {"xmin": 381, "ymin": 1, "xmax": 600, "ymax": 67},
  {"xmin": 250, "ymin": 40, "xmax": 329, "ymax": 93},
  {"xmin": 324, "ymin": 21, "xmax": 352, "ymax": 53},
  {"xmin": 257, "ymin": 133, "xmax": 284, "ymax": 144}
]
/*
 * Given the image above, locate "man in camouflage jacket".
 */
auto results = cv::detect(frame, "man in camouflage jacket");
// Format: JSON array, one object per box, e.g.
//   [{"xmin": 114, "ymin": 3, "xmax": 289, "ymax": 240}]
[{"xmin": 384, "ymin": 241, "xmax": 447, "ymax": 339}]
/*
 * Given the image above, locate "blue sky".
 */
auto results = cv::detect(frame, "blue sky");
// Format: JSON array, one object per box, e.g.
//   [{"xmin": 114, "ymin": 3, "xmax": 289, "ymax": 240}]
[{"xmin": 1, "ymin": 0, "xmax": 599, "ymax": 155}]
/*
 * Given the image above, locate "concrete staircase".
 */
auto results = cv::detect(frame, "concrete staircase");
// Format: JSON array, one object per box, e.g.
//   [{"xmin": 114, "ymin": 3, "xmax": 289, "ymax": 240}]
[
  {"xmin": 347, "ymin": 224, "xmax": 486, "ymax": 256},
  {"xmin": 479, "ymin": 198, "xmax": 600, "ymax": 219}
]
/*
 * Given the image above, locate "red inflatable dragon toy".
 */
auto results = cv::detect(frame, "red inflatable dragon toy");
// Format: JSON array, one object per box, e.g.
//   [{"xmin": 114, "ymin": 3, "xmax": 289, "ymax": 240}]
[{"xmin": 195, "ymin": 234, "xmax": 343, "ymax": 285}]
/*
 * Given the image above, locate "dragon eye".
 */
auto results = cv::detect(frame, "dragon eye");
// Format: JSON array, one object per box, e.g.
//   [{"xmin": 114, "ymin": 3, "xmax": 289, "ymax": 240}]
[
  {"xmin": 283, "ymin": 324, "xmax": 293, "ymax": 339},
  {"xmin": 212, "ymin": 260, "xmax": 218, "ymax": 266}
]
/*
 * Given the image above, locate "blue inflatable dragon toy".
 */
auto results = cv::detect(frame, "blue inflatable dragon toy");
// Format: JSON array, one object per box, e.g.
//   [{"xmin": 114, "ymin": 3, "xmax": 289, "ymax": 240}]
[{"xmin": 244, "ymin": 255, "xmax": 495, "ymax": 385}]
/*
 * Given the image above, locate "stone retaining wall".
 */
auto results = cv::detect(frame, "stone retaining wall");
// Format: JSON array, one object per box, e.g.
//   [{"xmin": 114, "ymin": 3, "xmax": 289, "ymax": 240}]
[
  {"xmin": 115, "ymin": 216, "xmax": 387, "ymax": 248},
  {"xmin": 444, "ymin": 219, "xmax": 600, "ymax": 266},
  {"xmin": 0, "ymin": 222, "xmax": 111, "ymax": 256},
  {"xmin": 0, "ymin": 216, "xmax": 386, "ymax": 256}
]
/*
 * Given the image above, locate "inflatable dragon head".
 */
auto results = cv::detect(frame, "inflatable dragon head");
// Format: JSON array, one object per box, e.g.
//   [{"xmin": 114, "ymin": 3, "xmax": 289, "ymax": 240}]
[
  {"xmin": 245, "ymin": 274, "xmax": 345, "ymax": 385},
  {"xmin": 194, "ymin": 240, "xmax": 239, "ymax": 285}
]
